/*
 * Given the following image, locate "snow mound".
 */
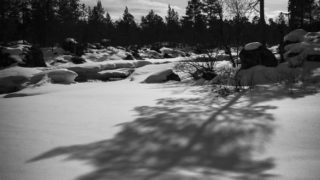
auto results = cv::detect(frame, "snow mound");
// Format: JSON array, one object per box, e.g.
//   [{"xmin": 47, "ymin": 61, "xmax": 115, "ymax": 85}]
[
  {"xmin": 98, "ymin": 68, "xmax": 134, "ymax": 80},
  {"xmin": 83, "ymin": 47, "xmax": 132, "ymax": 62},
  {"xmin": 1, "ymin": 44, "xmax": 30, "ymax": 64},
  {"xmin": 144, "ymin": 69, "xmax": 180, "ymax": 83},
  {"xmin": 139, "ymin": 49, "xmax": 163, "ymax": 59},
  {"xmin": 0, "ymin": 67, "xmax": 41, "ymax": 94},
  {"xmin": 244, "ymin": 42, "xmax": 262, "ymax": 51},
  {"xmin": 160, "ymin": 47, "xmax": 186, "ymax": 58},
  {"xmin": 284, "ymin": 29, "xmax": 307, "ymax": 43},
  {"xmin": 30, "ymin": 69, "xmax": 78, "ymax": 84},
  {"xmin": 284, "ymin": 29, "xmax": 320, "ymax": 67},
  {"xmin": 236, "ymin": 62, "xmax": 320, "ymax": 86}
]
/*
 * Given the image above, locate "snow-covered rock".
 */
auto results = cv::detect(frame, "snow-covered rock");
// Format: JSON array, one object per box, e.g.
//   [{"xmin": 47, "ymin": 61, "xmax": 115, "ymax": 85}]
[
  {"xmin": 30, "ymin": 69, "xmax": 78, "ymax": 84},
  {"xmin": 144, "ymin": 69, "xmax": 180, "ymax": 83},
  {"xmin": 160, "ymin": 47, "xmax": 186, "ymax": 58},
  {"xmin": 284, "ymin": 29, "xmax": 320, "ymax": 67},
  {"xmin": 240, "ymin": 43, "xmax": 278, "ymax": 69},
  {"xmin": 284, "ymin": 29, "xmax": 307, "ymax": 43},
  {"xmin": 0, "ymin": 67, "xmax": 41, "ymax": 94},
  {"xmin": 98, "ymin": 68, "xmax": 134, "ymax": 80},
  {"xmin": 139, "ymin": 49, "xmax": 163, "ymax": 59},
  {"xmin": 0, "ymin": 43, "xmax": 30, "ymax": 66},
  {"xmin": 244, "ymin": 42, "xmax": 262, "ymax": 51}
]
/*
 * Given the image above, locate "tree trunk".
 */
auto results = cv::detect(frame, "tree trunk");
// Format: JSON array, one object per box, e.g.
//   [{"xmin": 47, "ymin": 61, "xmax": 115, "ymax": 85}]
[{"xmin": 259, "ymin": 0, "xmax": 266, "ymax": 46}]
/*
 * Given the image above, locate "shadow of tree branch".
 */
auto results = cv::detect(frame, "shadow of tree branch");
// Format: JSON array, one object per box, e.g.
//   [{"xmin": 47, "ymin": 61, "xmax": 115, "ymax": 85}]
[{"xmin": 28, "ymin": 84, "xmax": 318, "ymax": 180}]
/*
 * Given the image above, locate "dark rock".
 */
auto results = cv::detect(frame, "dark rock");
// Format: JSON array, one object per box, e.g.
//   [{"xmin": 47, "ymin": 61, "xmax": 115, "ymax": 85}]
[
  {"xmin": 239, "ymin": 43, "xmax": 278, "ymax": 69},
  {"xmin": 101, "ymin": 39, "xmax": 111, "ymax": 47},
  {"xmin": 144, "ymin": 69, "xmax": 181, "ymax": 83},
  {"xmin": 93, "ymin": 43, "xmax": 103, "ymax": 49},
  {"xmin": 163, "ymin": 53, "xmax": 173, "ymax": 58},
  {"xmin": 71, "ymin": 56, "xmax": 86, "ymax": 64},
  {"xmin": 0, "ymin": 48, "xmax": 17, "ymax": 67},
  {"xmin": 307, "ymin": 55, "xmax": 320, "ymax": 62},
  {"xmin": 150, "ymin": 43, "xmax": 162, "ymax": 53},
  {"xmin": 23, "ymin": 45, "xmax": 46, "ymax": 67},
  {"xmin": 202, "ymin": 71, "xmax": 217, "ymax": 80},
  {"xmin": 124, "ymin": 54, "xmax": 135, "ymax": 60},
  {"xmin": 167, "ymin": 72, "xmax": 181, "ymax": 81},
  {"xmin": 62, "ymin": 38, "xmax": 84, "ymax": 56},
  {"xmin": 87, "ymin": 43, "xmax": 96, "ymax": 49}
]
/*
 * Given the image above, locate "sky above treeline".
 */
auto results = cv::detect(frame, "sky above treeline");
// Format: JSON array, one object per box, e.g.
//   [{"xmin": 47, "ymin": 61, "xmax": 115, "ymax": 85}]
[{"xmin": 82, "ymin": 0, "xmax": 288, "ymax": 20}]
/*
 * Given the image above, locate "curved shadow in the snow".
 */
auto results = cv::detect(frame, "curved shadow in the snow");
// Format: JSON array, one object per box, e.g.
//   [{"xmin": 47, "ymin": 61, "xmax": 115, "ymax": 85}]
[{"xmin": 28, "ymin": 84, "xmax": 318, "ymax": 180}]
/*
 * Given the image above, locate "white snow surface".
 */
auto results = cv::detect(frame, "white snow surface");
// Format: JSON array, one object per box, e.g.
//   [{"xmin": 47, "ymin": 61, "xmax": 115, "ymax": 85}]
[
  {"xmin": 1, "ymin": 62, "xmax": 320, "ymax": 180},
  {"xmin": 244, "ymin": 42, "xmax": 262, "ymax": 51}
]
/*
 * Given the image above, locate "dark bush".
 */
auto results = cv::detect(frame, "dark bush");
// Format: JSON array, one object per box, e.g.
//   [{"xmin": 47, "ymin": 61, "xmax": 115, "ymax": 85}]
[
  {"xmin": 71, "ymin": 56, "xmax": 86, "ymax": 64},
  {"xmin": 23, "ymin": 45, "xmax": 46, "ymax": 67},
  {"xmin": 0, "ymin": 48, "xmax": 17, "ymax": 67},
  {"xmin": 62, "ymin": 38, "xmax": 84, "ymax": 56}
]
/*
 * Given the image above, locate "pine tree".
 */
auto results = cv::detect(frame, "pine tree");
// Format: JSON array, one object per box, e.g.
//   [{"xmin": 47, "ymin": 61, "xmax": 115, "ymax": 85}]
[
  {"xmin": 183, "ymin": 0, "xmax": 206, "ymax": 43},
  {"xmin": 288, "ymin": 0, "xmax": 315, "ymax": 28},
  {"xmin": 116, "ymin": 7, "xmax": 138, "ymax": 45},
  {"xmin": 141, "ymin": 10, "xmax": 165, "ymax": 43},
  {"xmin": 165, "ymin": 5, "xmax": 180, "ymax": 42},
  {"xmin": 89, "ymin": 0, "xmax": 105, "ymax": 24}
]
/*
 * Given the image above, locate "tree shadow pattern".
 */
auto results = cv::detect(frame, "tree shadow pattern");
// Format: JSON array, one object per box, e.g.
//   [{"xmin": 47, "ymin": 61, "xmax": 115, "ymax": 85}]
[{"xmin": 28, "ymin": 84, "xmax": 318, "ymax": 180}]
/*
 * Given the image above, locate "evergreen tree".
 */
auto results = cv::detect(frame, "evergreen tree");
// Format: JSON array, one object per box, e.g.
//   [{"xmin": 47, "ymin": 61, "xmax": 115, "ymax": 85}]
[
  {"xmin": 89, "ymin": 0, "xmax": 105, "ymax": 24},
  {"xmin": 288, "ymin": 0, "xmax": 315, "ymax": 28},
  {"xmin": 183, "ymin": 0, "xmax": 206, "ymax": 44},
  {"xmin": 141, "ymin": 10, "xmax": 165, "ymax": 43},
  {"xmin": 165, "ymin": 5, "xmax": 180, "ymax": 42},
  {"xmin": 116, "ymin": 7, "xmax": 138, "ymax": 45}
]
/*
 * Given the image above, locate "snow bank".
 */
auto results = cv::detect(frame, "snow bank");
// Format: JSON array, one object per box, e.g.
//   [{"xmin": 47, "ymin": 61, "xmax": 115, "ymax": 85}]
[
  {"xmin": 83, "ymin": 47, "xmax": 132, "ymax": 62},
  {"xmin": 160, "ymin": 47, "xmax": 186, "ymax": 58},
  {"xmin": 98, "ymin": 68, "xmax": 134, "ymax": 81},
  {"xmin": 139, "ymin": 49, "xmax": 163, "ymax": 59},
  {"xmin": 30, "ymin": 69, "xmax": 78, "ymax": 84},
  {"xmin": 0, "ymin": 67, "xmax": 41, "ymax": 93},
  {"xmin": 235, "ymin": 62, "xmax": 320, "ymax": 86}
]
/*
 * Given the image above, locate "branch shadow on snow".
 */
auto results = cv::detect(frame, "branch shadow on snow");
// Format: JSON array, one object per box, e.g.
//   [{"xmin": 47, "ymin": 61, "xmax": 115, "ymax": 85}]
[{"xmin": 28, "ymin": 83, "xmax": 318, "ymax": 180}]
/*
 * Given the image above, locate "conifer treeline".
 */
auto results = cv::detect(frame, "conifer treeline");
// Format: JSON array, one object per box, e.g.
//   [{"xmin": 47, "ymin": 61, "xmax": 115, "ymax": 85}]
[{"xmin": 0, "ymin": 0, "xmax": 319, "ymax": 47}]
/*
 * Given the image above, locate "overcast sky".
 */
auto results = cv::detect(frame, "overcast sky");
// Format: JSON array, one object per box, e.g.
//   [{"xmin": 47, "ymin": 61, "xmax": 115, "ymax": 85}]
[{"xmin": 82, "ymin": 0, "xmax": 288, "ymax": 21}]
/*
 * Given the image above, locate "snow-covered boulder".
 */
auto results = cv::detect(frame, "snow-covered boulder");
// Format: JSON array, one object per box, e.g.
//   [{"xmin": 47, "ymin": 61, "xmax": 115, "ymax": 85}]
[
  {"xmin": 134, "ymin": 60, "xmax": 152, "ymax": 68},
  {"xmin": 30, "ymin": 69, "xmax": 78, "ymax": 84},
  {"xmin": 239, "ymin": 42, "xmax": 278, "ymax": 69},
  {"xmin": 284, "ymin": 30, "xmax": 320, "ymax": 67},
  {"xmin": 98, "ymin": 68, "xmax": 134, "ymax": 81},
  {"xmin": 0, "ymin": 67, "xmax": 41, "ymax": 94},
  {"xmin": 244, "ymin": 42, "xmax": 263, "ymax": 51},
  {"xmin": 284, "ymin": 29, "xmax": 307, "ymax": 44},
  {"xmin": 0, "ymin": 43, "xmax": 30, "ymax": 67},
  {"xmin": 139, "ymin": 49, "xmax": 163, "ymax": 59},
  {"xmin": 160, "ymin": 47, "xmax": 186, "ymax": 58},
  {"xmin": 67, "ymin": 64, "xmax": 102, "ymax": 81},
  {"xmin": 236, "ymin": 62, "xmax": 303, "ymax": 86},
  {"xmin": 144, "ymin": 69, "xmax": 181, "ymax": 83},
  {"xmin": 62, "ymin": 38, "xmax": 84, "ymax": 56}
]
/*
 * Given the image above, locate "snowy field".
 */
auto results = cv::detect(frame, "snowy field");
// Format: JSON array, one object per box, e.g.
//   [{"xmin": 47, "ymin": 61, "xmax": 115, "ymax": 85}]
[{"xmin": 1, "ymin": 61, "xmax": 320, "ymax": 180}]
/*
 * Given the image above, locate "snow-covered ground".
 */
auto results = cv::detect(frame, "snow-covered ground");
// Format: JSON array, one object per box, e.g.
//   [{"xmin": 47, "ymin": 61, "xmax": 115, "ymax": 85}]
[{"xmin": 1, "ymin": 61, "xmax": 320, "ymax": 180}]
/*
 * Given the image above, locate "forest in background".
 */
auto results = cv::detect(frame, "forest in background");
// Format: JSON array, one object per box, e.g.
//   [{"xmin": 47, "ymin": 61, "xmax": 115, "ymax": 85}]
[{"xmin": 0, "ymin": 0, "xmax": 319, "ymax": 48}]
